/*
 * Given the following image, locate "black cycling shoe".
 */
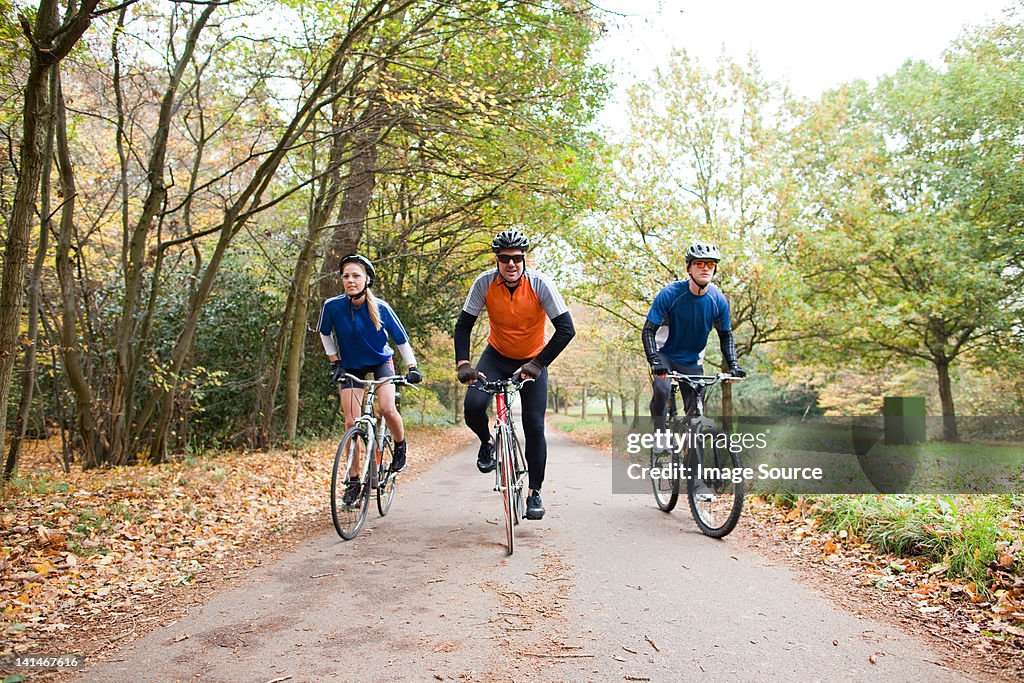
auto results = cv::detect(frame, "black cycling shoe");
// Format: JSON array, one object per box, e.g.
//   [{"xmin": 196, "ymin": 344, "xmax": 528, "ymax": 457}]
[
  {"xmin": 391, "ymin": 441, "xmax": 407, "ymax": 473},
  {"xmin": 525, "ymin": 490, "xmax": 545, "ymax": 520},
  {"xmin": 476, "ymin": 441, "xmax": 496, "ymax": 473},
  {"xmin": 342, "ymin": 478, "xmax": 362, "ymax": 506}
]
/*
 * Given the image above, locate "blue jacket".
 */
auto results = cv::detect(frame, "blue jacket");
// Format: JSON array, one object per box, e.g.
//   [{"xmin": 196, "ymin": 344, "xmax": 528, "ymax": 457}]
[
  {"xmin": 317, "ymin": 295, "xmax": 410, "ymax": 369},
  {"xmin": 646, "ymin": 281, "xmax": 731, "ymax": 366}
]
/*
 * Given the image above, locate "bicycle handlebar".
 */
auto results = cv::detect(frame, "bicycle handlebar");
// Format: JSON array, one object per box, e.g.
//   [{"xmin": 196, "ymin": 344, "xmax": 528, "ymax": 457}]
[
  {"xmin": 474, "ymin": 375, "xmax": 534, "ymax": 395},
  {"xmin": 665, "ymin": 372, "xmax": 743, "ymax": 387},
  {"xmin": 337, "ymin": 373, "xmax": 414, "ymax": 388}
]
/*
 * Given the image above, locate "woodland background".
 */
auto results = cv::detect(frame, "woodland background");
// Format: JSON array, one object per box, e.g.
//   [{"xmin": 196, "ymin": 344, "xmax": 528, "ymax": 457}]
[
  {"xmin": 0, "ymin": 0, "xmax": 1021, "ymax": 475},
  {"xmin": 0, "ymin": 0, "xmax": 1022, "ymax": 668}
]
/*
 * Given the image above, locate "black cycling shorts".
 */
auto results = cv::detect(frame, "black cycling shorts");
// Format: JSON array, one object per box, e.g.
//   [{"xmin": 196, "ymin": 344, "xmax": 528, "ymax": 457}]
[{"xmin": 338, "ymin": 358, "xmax": 395, "ymax": 391}]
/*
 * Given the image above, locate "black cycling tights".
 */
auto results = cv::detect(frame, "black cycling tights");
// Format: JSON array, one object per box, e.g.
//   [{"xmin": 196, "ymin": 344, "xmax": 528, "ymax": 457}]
[{"xmin": 464, "ymin": 345, "xmax": 548, "ymax": 492}]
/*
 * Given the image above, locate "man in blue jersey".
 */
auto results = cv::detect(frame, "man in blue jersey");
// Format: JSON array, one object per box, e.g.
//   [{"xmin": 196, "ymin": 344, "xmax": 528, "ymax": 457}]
[{"xmin": 642, "ymin": 242, "xmax": 746, "ymax": 430}]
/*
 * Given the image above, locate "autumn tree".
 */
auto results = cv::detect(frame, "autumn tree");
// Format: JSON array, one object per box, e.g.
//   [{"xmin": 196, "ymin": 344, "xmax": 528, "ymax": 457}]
[
  {"xmin": 2, "ymin": 0, "xmax": 606, "ymax": 468},
  {"xmin": 779, "ymin": 11, "xmax": 1024, "ymax": 441},
  {"xmin": 271, "ymin": 1, "xmax": 606, "ymax": 442},
  {"xmin": 0, "ymin": 0, "xmax": 101, "ymax": 477},
  {"xmin": 566, "ymin": 51, "xmax": 799, "ymax": 419}
]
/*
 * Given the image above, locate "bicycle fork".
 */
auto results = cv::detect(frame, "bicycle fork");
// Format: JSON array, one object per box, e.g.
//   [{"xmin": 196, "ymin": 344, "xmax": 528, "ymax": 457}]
[{"xmin": 492, "ymin": 392, "xmax": 510, "ymax": 494}]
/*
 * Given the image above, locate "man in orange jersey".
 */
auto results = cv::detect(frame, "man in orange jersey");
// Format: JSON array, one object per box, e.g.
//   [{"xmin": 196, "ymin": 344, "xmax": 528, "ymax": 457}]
[{"xmin": 454, "ymin": 229, "xmax": 576, "ymax": 520}]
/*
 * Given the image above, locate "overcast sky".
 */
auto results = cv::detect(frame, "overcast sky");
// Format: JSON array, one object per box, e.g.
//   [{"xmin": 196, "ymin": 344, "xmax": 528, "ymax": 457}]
[{"xmin": 592, "ymin": 0, "xmax": 1013, "ymax": 131}]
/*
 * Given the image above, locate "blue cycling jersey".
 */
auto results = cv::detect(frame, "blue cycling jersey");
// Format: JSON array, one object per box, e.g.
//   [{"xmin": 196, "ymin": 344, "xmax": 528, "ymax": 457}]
[
  {"xmin": 317, "ymin": 295, "xmax": 410, "ymax": 369},
  {"xmin": 646, "ymin": 281, "xmax": 731, "ymax": 366}
]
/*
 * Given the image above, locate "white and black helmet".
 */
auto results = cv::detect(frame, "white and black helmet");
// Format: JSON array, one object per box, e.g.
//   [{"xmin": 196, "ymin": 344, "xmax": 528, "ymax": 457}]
[
  {"xmin": 685, "ymin": 242, "xmax": 722, "ymax": 265},
  {"xmin": 339, "ymin": 253, "xmax": 375, "ymax": 286},
  {"xmin": 491, "ymin": 228, "xmax": 530, "ymax": 252}
]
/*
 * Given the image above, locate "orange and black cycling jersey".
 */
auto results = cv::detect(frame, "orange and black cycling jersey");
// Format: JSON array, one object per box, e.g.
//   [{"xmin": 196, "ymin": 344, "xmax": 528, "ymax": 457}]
[{"xmin": 461, "ymin": 269, "xmax": 569, "ymax": 361}]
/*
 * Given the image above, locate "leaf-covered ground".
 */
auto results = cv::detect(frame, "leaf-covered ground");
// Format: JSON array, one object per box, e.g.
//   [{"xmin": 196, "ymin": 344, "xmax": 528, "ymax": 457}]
[{"xmin": 0, "ymin": 426, "xmax": 473, "ymax": 673}]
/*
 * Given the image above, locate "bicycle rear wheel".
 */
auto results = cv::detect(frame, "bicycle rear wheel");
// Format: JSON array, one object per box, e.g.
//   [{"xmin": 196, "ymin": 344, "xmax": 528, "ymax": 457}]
[
  {"xmin": 377, "ymin": 432, "xmax": 397, "ymax": 517},
  {"xmin": 331, "ymin": 427, "xmax": 371, "ymax": 540},
  {"xmin": 496, "ymin": 429, "xmax": 515, "ymax": 555},
  {"xmin": 651, "ymin": 446, "xmax": 680, "ymax": 512},
  {"xmin": 686, "ymin": 427, "xmax": 744, "ymax": 538}
]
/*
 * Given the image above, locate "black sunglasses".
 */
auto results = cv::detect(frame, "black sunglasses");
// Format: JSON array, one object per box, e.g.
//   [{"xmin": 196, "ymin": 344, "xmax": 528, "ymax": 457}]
[{"xmin": 496, "ymin": 254, "xmax": 525, "ymax": 265}]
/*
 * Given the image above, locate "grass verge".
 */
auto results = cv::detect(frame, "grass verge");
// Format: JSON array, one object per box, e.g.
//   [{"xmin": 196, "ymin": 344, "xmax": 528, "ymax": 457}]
[
  {"xmin": 772, "ymin": 493, "xmax": 1022, "ymax": 592},
  {"xmin": 547, "ymin": 414, "xmax": 612, "ymax": 451}
]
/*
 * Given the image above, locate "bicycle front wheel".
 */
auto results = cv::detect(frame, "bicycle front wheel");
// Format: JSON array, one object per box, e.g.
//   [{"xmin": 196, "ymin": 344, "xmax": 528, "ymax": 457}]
[
  {"xmin": 377, "ymin": 432, "xmax": 397, "ymax": 517},
  {"xmin": 686, "ymin": 427, "xmax": 744, "ymax": 538},
  {"xmin": 496, "ymin": 430, "xmax": 515, "ymax": 555},
  {"xmin": 510, "ymin": 428, "xmax": 527, "ymax": 526},
  {"xmin": 331, "ymin": 427, "xmax": 371, "ymax": 540}
]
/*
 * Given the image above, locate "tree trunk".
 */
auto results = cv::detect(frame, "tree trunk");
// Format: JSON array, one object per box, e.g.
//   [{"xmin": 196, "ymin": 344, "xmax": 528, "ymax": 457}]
[
  {"xmin": 255, "ymin": 277, "xmax": 295, "ymax": 447},
  {"xmin": 284, "ymin": 100, "xmax": 353, "ymax": 442},
  {"xmin": 935, "ymin": 359, "xmax": 958, "ymax": 442},
  {"xmin": 283, "ymin": 242, "xmax": 315, "ymax": 441},
  {"xmin": 0, "ymin": 0, "xmax": 99, "ymax": 464},
  {"xmin": 0, "ymin": 2, "xmax": 59, "ymax": 470},
  {"xmin": 580, "ymin": 386, "xmax": 587, "ymax": 420},
  {"xmin": 36, "ymin": 307, "xmax": 71, "ymax": 472},
  {"xmin": 453, "ymin": 383, "xmax": 462, "ymax": 424},
  {"xmin": 318, "ymin": 113, "xmax": 380, "ymax": 301},
  {"xmin": 54, "ymin": 72, "xmax": 99, "ymax": 467},
  {"xmin": 721, "ymin": 376, "xmax": 734, "ymax": 432},
  {"xmin": 4, "ymin": 65, "xmax": 57, "ymax": 481}
]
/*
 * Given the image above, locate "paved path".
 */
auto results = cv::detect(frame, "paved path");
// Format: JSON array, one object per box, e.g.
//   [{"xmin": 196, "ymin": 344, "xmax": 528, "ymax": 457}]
[{"xmin": 83, "ymin": 431, "xmax": 970, "ymax": 682}]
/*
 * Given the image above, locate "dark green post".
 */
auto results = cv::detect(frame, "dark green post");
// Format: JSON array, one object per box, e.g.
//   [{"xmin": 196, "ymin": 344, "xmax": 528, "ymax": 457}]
[{"xmin": 883, "ymin": 396, "xmax": 926, "ymax": 445}]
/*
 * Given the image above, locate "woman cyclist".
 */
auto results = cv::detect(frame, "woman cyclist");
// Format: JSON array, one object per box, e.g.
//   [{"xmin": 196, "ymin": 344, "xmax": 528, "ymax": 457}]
[{"xmin": 318, "ymin": 254, "xmax": 422, "ymax": 505}]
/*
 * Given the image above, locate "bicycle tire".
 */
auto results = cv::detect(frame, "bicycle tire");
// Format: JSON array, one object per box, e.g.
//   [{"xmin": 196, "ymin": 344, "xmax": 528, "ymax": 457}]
[
  {"xmin": 686, "ymin": 427, "xmax": 744, "ymax": 538},
  {"xmin": 376, "ymin": 432, "xmax": 397, "ymax": 517},
  {"xmin": 497, "ymin": 429, "xmax": 515, "ymax": 555},
  {"xmin": 651, "ymin": 446, "xmax": 680, "ymax": 512},
  {"xmin": 510, "ymin": 428, "xmax": 527, "ymax": 526},
  {"xmin": 331, "ymin": 427, "xmax": 371, "ymax": 540}
]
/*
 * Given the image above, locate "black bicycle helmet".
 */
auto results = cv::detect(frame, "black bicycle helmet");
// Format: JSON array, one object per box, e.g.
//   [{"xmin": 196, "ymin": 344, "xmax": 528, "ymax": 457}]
[
  {"xmin": 339, "ymin": 253, "xmax": 375, "ymax": 286},
  {"xmin": 491, "ymin": 228, "xmax": 530, "ymax": 252},
  {"xmin": 685, "ymin": 242, "xmax": 722, "ymax": 265}
]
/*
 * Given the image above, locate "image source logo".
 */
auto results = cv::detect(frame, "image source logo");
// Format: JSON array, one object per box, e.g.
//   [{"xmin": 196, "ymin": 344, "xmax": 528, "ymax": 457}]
[{"xmin": 611, "ymin": 416, "xmax": 1024, "ymax": 495}]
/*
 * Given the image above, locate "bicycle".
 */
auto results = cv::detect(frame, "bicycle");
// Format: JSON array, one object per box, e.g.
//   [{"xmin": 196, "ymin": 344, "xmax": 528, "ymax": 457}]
[
  {"xmin": 330, "ymin": 374, "xmax": 413, "ymax": 540},
  {"xmin": 651, "ymin": 372, "xmax": 745, "ymax": 538},
  {"xmin": 474, "ymin": 376, "xmax": 531, "ymax": 555}
]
